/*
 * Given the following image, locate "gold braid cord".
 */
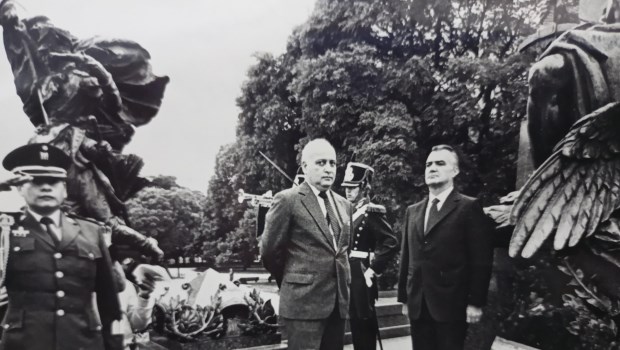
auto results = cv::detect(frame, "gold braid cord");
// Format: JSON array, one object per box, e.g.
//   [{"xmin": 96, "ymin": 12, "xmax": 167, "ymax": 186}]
[{"xmin": 0, "ymin": 214, "xmax": 15, "ymax": 289}]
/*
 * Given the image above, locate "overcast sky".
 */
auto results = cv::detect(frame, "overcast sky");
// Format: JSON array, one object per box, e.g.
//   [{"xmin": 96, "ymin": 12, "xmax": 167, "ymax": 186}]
[{"xmin": 0, "ymin": 0, "xmax": 316, "ymax": 202}]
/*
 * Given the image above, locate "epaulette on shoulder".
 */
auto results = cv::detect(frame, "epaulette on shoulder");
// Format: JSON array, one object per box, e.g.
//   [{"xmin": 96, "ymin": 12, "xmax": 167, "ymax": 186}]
[
  {"xmin": 0, "ymin": 212, "xmax": 22, "ymax": 227},
  {"xmin": 367, "ymin": 203, "xmax": 386, "ymax": 213},
  {"xmin": 66, "ymin": 213, "xmax": 105, "ymax": 226},
  {"xmin": 0, "ymin": 212, "xmax": 22, "ymax": 217}
]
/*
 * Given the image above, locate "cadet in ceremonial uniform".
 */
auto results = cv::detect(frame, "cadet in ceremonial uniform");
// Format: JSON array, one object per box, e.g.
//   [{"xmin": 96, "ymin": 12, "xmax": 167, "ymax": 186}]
[
  {"xmin": 342, "ymin": 162, "xmax": 398, "ymax": 350},
  {"xmin": 0, "ymin": 143, "xmax": 123, "ymax": 350}
]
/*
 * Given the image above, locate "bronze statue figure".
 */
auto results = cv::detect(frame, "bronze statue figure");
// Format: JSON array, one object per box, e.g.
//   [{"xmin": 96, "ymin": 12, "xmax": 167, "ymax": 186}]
[
  {"xmin": 510, "ymin": 0, "xmax": 620, "ymax": 259},
  {"xmin": 0, "ymin": 0, "xmax": 168, "ymax": 259}
]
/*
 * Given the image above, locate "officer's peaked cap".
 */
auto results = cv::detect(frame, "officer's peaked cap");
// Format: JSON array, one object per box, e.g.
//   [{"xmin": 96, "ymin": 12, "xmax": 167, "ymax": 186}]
[{"xmin": 3, "ymin": 143, "xmax": 71, "ymax": 179}]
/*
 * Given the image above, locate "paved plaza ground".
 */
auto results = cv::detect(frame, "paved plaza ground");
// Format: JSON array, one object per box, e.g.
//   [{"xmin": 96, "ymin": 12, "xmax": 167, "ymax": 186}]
[{"xmin": 343, "ymin": 336, "xmax": 411, "ymax": 350}]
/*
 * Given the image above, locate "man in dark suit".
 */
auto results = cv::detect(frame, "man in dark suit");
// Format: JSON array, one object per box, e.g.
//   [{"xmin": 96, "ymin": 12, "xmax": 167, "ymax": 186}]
[
  {"xmin": 260, "ymin": 138, "xmax": 352, "ymax": 350},
  {"xmin": 342, "ymin": 162, "xmax": 398, "ymax": 350},
  {"xmin": 397, "ymin": 145, "xmax": 493, "ymax": 350},
  {"xmin": 0, "ymin": 143, "xmax": 123, "ymax": 350}
]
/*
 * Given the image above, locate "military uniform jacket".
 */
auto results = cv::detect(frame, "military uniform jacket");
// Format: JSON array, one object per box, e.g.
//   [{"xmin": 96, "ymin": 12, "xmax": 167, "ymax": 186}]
[
  {"xmin": 349, "ymin": 198, "xmax": 398, "ymax": 319},
  {"xmin": 0, "ymin": 211, "xmax": 123, "ymax": 350}
]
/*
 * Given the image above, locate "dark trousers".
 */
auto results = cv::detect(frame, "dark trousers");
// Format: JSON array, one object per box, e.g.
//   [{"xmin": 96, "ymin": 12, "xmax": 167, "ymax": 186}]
[
  {"xmin": 350, "ymin": 316, "xmax": 378, "ymax": 350},
  {"xmin": 409, "ymin": 299, "xmax": 467, "ymax": 350},
  {"xmin": 283, "ymin": 304, "xmax": 346, "ymax": 350}
]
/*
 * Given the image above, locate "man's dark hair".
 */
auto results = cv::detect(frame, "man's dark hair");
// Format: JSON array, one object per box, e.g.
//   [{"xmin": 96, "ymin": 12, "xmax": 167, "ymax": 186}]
[{"xmin": 430, "ymin": 144, "xmax": 459, "ymax": 168}]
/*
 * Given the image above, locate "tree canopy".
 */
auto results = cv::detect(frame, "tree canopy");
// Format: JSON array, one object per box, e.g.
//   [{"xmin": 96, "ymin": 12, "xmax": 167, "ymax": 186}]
[
  {"xmin": 126, "ymin": 176, "xmax": 205, "ymax": 259},
  {"xmin": 199, "ymin": 0, "xmax": 545, "ymax": 266}
]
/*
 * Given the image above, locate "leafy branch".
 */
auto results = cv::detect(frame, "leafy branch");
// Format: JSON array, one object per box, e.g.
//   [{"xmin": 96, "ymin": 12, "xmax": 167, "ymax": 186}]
[
  {"xmin": 153, "ymin": 284, "xmax": 226, "ymax": 342},
  {"xmin": 238, "ymin": 289, "xmax": 279, "ymax": 336}
]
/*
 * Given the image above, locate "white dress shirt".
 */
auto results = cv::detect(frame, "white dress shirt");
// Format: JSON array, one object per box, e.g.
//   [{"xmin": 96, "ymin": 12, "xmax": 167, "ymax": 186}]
[
  {"xmin": 308, "ymin": 183, "xmax": 340, "ymax": 249},
  {"xmin": 424, "ymin": 187, "xmax": 453, "ymax": 232},
  {"xmin": 29, "ymin": 209, "xmax": 62, "ymax": 241}
]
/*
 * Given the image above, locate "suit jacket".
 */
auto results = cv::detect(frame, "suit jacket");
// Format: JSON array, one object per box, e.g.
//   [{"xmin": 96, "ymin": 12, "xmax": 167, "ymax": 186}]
[
  {"xmin": 0, "ymin": 211, "xmax": 122, "ymax": 350},
  {"xmin": 260, "ymin": 182, "xmax": 352, "ymax": 320},
  {"xmin": 397, "ymin": 191, "xmax": 493, "ymax": 322}
]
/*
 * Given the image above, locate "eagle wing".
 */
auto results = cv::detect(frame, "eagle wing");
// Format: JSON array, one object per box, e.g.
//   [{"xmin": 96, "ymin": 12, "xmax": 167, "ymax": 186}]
[{"xmin": 510, "ymin": 102, "xmax": 620, "ymax": 258}]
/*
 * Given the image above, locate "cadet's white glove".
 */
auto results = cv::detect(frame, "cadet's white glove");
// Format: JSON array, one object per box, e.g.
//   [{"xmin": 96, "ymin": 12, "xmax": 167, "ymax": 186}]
[{"xmin": 364, "ymin": 267, "xmax": 375, "ymax": 287}]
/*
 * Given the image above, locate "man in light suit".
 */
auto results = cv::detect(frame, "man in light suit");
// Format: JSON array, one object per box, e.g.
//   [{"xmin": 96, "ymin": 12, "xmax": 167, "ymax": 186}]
[
  {"xmin": 260, "ymin": 138, "xmax": 352, "ymax": 350},
  {"xmin": 397, "ymin": 145, "xmax": 493, "ymax": 350}
]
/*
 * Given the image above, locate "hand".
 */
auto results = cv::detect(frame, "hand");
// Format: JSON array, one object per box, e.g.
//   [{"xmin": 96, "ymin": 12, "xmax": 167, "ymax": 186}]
[
  {"xmin": 363, "ymin": 267, "xmax": 375, "ymax": 287},
  {"xmin": 110, "ymin": 223, "xmax": 164, "ymax": 260},
  {"xmin": 96, "ymin": 140, "xmax": 113, "ymax": 153},
  {"xmin": 0, "ymin": 174, "xmax": 32, "ymax": 191},
  {"xmin": 466, "ymin": 305, "xmax": 483, "ymax": 324},
  {"xmin": 133, "ymin": 264, "xmax": 169, "ymax": 299},
  {"xmin": 401, "ymin": 303, "xmax": 408, "ymax": 317},
  {"xmin": 142, "ymin": 237, "xmax": 164, "ymax": 260}
]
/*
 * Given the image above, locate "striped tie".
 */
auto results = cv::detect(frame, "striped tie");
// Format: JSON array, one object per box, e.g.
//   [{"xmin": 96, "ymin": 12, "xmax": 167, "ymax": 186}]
[{"xmin": 319, "ymin": 191, "xmax": 341, "ymax": 245}]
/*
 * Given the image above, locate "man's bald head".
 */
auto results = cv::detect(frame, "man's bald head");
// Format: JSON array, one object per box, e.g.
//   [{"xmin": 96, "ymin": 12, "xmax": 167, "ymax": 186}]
[{"xmin": 301, "ymin": 139, "xmax": 337, "ymax": 191}]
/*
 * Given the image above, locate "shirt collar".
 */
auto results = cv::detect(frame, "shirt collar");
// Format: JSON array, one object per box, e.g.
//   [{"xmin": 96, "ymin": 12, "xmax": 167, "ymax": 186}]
[
  {"xmin": 28, "ymin": 209, "xmax": 61, "ymax": 226},
  {"xmin": 308, "ymin": 183, "xmax": 329, "ymax": 198},
  {"xmin": 429, "ymin": 186, "xmax": 453, "ymax": 205}
]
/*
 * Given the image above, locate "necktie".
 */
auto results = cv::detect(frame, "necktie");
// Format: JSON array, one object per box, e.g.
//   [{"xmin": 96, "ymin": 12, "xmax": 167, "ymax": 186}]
[
  {"xmin": 40, "ymin": 216, "xmax": 60, "ymax": 246},
  {"xmin": 319, "ymin": 191, "xmax": 341, "ymax": 245},
  {"xmin": 425, "ymin": 198, "xmax": 440, "ymax": 235}
]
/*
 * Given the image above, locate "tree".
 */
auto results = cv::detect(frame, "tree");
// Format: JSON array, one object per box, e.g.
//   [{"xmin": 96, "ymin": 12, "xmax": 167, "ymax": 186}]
[
  {"xmin": 126, "ymin": 175, "xmax": 205, "ymax": 259},
  {"xmin": 203, "ymin": 0, "xmax": 540, "ymax": 282},
  {"xmin": 149, "ymin": 175, "xmax": 180, "ymax": 190},
  {"xmin": 216, "ymin": 209, "xmax": 260, "ymax": 268}
]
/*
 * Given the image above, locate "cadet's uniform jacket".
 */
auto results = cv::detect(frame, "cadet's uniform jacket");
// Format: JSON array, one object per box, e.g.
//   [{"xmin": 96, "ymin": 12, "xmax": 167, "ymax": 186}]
[
  {"xmin": 0, "ymin": 211, "xmax": 123, "ymax": 350},
  {"xmin": 349, "ymin": 198, "xmax": 398, "ymax": 319},
  {"xmin": 260, "ymin": 182, "xmax": 352, "ymax": 320}
]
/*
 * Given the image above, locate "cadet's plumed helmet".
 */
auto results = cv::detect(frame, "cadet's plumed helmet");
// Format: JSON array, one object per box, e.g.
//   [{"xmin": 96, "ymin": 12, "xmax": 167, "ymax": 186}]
[
  {"xmin": 341, "ymin": 162, "xmax": 374, "ymax": 188},
  {"xmin": 2, "ymin": 143, "xmax": 71, "ymax": 179}
]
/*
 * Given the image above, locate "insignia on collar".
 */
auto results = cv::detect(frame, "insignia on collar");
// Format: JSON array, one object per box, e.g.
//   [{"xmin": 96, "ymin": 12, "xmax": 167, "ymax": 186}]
[{"xmin": 11, "ymin": 226, "xmax": 30, "ymax": 238}]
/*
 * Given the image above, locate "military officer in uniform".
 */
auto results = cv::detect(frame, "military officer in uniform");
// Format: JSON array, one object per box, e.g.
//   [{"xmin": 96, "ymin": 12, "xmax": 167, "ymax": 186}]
[
  {"xmin": 342, "ymin": 162, "xmax": 399, "ymax": 350},
  {"xmin": 0, "ymin": 143, "xmax": 123, "ymax": 350}
]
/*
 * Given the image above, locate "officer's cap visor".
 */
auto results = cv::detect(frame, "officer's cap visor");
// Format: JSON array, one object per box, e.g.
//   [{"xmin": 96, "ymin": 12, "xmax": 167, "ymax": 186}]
[
  {"xmin": 341, "ymin": 181, "xmax": 362, "ymax": 188},
  {"xmin": 13, "ymin": 166, "xmax": 67, "ymax": 179}
]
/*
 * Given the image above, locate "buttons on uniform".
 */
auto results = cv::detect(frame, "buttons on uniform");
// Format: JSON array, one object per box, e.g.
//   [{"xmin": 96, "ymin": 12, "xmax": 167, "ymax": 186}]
[
  {"xmin": 88, "ymin": 253, "xmax": 95, "ymax": 260},
  {"xmin": 55, "ymin": 271, "xmax": 64, "ymax": 278},
  {"xmin": 13, "ymin": 247, "xmax": 20, "ymax": 252},
  {"xmin": 358, "ymin": 227, "xmax": 363, "ymax": 231},
  {"xmin": 56, "ymin": 290, "xmax": 65, "ymax": 298},
  {"xmin": 3, "ymin": 324, "xmax": 9, "ymax": 330},
  {"xmin": 56, "ymin": 309, "xmax": 65, "ymax": 317},
  {"xmin": 356, "ymin": 234, "xmax": 360, "ymax": 237},
  {"xmin": 95, "ymin": 325, "xmax": 102, "ymax": 331},
  {"xmin": 54, "ymin": 252, "xmax": 62, "ymax": 259}
]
